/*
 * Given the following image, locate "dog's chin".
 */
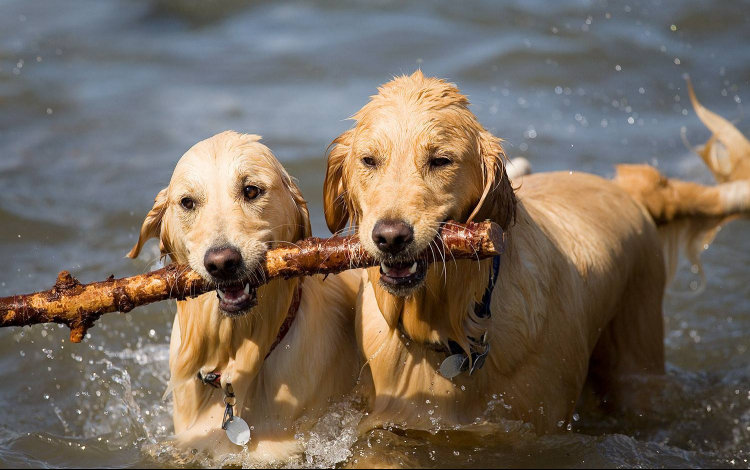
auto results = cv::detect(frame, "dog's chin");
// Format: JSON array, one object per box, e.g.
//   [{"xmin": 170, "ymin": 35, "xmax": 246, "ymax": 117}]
[
  {"xmin": 377, "ymin": 259, "xmax": 428, "ymax": 297},
  {"xmin": 215, "ymin": 282, "xmax": 259, "ymax": 318}
]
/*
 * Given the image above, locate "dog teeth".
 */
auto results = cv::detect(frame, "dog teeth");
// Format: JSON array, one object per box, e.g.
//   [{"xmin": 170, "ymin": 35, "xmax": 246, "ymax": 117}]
[
  {"xmin": 381, "ymin": 263, "xmax": 392, "ymax": 274},
  {"xmin": 244, "ymin": 283, "xmax": 251, "ymax": 295},
  {"xmin": 409, "ymin": 262, "xmax": 418, "ymax": 274},
  {"xmin": 217, "ymin": 289, "xmax": 227, "ymax": 301}
]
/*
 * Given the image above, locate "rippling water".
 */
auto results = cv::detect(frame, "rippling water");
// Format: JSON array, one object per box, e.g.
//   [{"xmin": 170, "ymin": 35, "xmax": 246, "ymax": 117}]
[{"xmin": 1, "ymin": 0, "xmax": 748, "ymax": 467}]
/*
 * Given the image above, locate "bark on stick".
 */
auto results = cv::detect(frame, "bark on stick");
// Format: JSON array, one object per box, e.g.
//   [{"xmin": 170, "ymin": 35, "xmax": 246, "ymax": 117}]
[{"xmin": 0, "ymin": 221, "xmax": 503, "ymax": 342}]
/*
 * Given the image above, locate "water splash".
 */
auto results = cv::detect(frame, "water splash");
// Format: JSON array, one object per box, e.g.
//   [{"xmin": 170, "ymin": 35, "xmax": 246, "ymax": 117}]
[{"xmin": 295, "ymin": 396, "xmax": 366, "ymax": 468}]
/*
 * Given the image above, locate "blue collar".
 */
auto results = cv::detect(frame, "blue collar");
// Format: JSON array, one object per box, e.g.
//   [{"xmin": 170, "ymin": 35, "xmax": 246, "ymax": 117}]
[
  {"xmin": 440, "ymin": 254, "xmax": 501, "ymax": 378},
  {"xmin": 474, "ymin": 255, "xmax": 501, "ymax": 319},
  {"xmin": 396, "ymin": 254, "xmax": 503, "ymax": 378}
]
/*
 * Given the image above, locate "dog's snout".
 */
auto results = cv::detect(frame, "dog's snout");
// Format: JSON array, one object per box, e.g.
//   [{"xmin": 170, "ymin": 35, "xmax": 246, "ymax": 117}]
[
  {"xmin": 204, "ymin": 246, "xmax": 243, "ymax": 280},
  {"xmin": 372, "ymin": 220, "xmax": 414, "ymax": 255}
]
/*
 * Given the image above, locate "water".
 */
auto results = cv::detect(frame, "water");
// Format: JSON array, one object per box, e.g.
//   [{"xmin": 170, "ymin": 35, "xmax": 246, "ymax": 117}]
[{"xmin": 1, "ymin": 0, "xmax": 749, "ymax": 467}]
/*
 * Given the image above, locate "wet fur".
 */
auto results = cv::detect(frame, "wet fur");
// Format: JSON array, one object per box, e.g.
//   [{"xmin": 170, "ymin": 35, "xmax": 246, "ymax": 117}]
[
  {"xmin": 129, "ymin": 131, "xmax": 361, "ymax": 462},
  {"xmin": 324, "ymin": 72, "xmax": 750, "ymax": 434}
]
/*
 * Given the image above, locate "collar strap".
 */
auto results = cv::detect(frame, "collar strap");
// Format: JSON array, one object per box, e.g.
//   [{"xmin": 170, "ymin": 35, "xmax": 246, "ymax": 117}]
[
  {"xmin": 397, "ymin": 254, "xmax": 501, "ymax": 378},
  {"xmin": 197, "ymin": 281, "xmax": 304, "ymax": 387},
  {"xmin": 475, "ymin": 255, "xmax": 501, "ymax": 319},
  {"xmin": 198, "ymin": 370, "xmax": 222, "ymax": 388},
  {"xmin": 266, "ymin": 280, "xmax": 303, "ymax": 359}
]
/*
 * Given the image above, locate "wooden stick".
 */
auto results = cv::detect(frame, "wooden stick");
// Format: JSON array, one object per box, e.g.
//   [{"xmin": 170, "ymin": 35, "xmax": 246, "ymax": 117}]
[{"xmin": 0, "ymin": 221, "xmax": 503, "ymax": 343}]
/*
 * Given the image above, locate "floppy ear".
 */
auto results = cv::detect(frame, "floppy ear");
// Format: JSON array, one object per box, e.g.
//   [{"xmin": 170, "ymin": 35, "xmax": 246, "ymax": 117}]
[
  {"xmin": 127, "ymin": 187, "xmax": 169, "ymax": 259},
  {"xmin": 281, "ymin": 173, "xmax": 312, "ymax": 241},
  {"xmin": 467, "ymin": 130, "xmax": 517, "ymax": 230},
  {"xmin": 323, "ymin": 128, "xmax": 354, "ymax": 233}
]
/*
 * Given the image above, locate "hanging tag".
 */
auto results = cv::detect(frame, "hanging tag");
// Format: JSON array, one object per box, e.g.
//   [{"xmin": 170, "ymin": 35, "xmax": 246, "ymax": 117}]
[
  {"xmin": 220, "ymin": 381, "xmax": 250, "ymax": 446},
  {"xmin": 440, "ymin": 354, "xmax": 468, "ymax": 379},
  {"xmin": 225, "ymin": 416, "xmax": 251, "ymax": 446}
]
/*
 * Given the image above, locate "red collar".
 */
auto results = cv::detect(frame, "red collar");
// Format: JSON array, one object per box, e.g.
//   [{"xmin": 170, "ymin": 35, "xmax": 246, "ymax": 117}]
[
  {"xmin": 266, "ymin": 280, "xmax": 303, "ymax": 359},
  {"xmin": 198, "ymin": 281, "xmax": 303, "ymax": 388}
]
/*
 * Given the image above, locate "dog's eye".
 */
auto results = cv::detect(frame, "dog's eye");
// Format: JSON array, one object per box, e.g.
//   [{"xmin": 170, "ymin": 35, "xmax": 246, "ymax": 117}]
[
  {"xmin": 244, "ymin": 185, "xmax": 262, "ymax": 201},
  {"xmin": 429, "ymin": 157, "xmax": 453, "ymax": 168},
  {"xmin": 362, "ymin": 156, "xmax": 377, "ymax": 168},
  {"xmin": 180, "ymin": 197, "xmax": 195, "ymax": 210}
]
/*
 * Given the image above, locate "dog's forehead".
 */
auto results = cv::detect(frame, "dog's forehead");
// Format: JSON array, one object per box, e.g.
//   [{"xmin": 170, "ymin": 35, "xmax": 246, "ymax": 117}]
[
  {"xmin": 353, "ymin": 106, "xmax": 478, "ymax": 159},
  {"xmin": 354, "ymin": 86, "xmax": 476, "ymax": 148},
  {"xmin": 172, "ymin": 133, "xmax": 280, "ymax": 184}
]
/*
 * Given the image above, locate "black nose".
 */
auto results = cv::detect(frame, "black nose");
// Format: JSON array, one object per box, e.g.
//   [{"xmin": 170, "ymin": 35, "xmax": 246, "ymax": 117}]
[
  {"xmin": 372, "ymin": 220, "xmax": 414, "ymax": 255},
  {"xmin": 204, "ymin": 246, "xmax": 243, "ymax": 280}
]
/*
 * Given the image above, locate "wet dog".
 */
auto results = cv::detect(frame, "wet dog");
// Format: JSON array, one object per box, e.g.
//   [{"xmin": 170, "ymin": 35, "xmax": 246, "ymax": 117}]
[
  {"xmin": 323, "ymin": 71, "xmax": 750, "ymax": 433},
  {"xmin": 129, "ymin": 131, "xmax": 361, "ymax": 462}
]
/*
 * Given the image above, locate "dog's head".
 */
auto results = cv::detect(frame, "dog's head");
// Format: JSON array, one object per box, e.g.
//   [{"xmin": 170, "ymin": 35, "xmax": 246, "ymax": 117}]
[
  {"xmin": 128, "ymin": 131, "xmax": 310, "ymax": 316},
  {"xmin": 324, "ymin": 71, "xmax": 515, "ymax": 297}
]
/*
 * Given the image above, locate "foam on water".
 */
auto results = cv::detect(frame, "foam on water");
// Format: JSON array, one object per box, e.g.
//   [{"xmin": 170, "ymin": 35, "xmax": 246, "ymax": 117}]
[{"xmin": 296, "ymin": 396, "xmax": 366, "ymax": 468}]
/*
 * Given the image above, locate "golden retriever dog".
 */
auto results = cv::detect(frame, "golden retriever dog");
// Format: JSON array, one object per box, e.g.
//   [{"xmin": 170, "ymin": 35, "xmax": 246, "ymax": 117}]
[
  {"xmin": 128, "ymin": 131, "xmax": 361, "ymax": 463},
  {"xmin": 323, "ymin": 71, "xmax": 750, "ymax": 435}
]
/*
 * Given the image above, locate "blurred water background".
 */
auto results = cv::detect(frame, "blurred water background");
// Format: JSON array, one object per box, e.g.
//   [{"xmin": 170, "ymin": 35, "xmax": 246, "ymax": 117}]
[{"xmin": 0, "ymin": 0, "xmax": 749, "ymax": 467}]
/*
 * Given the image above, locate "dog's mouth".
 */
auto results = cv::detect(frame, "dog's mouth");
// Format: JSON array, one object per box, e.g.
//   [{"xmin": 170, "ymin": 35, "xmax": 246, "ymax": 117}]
[
  {"xmin": 216, "ymin": 282, "xmax": 259, "ymax": 316},
  {"xmin": 379, "ymin": 259, "xmax": 428, "ymax": 292}
]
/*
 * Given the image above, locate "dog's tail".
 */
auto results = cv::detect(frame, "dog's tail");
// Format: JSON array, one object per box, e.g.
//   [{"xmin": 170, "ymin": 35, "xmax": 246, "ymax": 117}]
[
  {"xmin": 684, "ymin": 78, "xmax": 750, "ymax": 182},
  {"xmin": 614, "ymin": 83, "xmax": 750, "ymax": 288},
  {"xmin": 615, "ymin": 164, "xmax": 749, "ymax": 287}
]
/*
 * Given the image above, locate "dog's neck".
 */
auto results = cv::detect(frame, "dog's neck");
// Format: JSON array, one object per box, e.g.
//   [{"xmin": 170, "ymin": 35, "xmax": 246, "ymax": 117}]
[
  {"xmin": 370, "ymin": 258, "xmax": 493, "ymax": 353},
  {"xmin": 170, "ymin": 278, "xmax": 300, "ymax": 393},
  {"xmin": 370, "ymin": 188, "xmax": 515, "ymax": 352}
]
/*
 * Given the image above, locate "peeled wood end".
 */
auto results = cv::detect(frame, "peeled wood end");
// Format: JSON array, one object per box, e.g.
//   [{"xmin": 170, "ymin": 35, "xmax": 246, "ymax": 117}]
[
  {"xmin": 68, "ymin": 307, "xmax": 101, "ymax": 344},
  {"xmin": 486, "ymin": 222, "xmax": 505, "ymax": 255},
  {"xmin": 70, "ymin": 325, "xmax": 87, "ymax": 343}
]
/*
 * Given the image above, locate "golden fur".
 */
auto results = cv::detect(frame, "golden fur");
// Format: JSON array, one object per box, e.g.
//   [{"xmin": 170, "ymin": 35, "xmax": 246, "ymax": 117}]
[
  {"xmin": 323, "ymin": 71, "xmax": 750, "ymax": 434},
  {"xmin": 684, "ymin": 78, "xmax": 750, "ymax": 182},
  {"xmin": 128, "ymin": 131, "xmax": 361, "ymax": 463}
]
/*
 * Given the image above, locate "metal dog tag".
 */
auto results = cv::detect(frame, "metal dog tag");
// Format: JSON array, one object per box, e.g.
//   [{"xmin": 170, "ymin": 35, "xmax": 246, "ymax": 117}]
[
  {"xmin": 225, "ymin": 416, "xmax": 251, "ymax": 446},
  {"xmin": 440, "ymin": 354, "xmax": 468, "ymax": 379}
]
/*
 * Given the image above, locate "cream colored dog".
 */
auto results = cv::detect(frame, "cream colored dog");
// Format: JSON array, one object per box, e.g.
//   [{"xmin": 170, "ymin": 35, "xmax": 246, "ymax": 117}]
[
  {"xmin": 323, "ymin": 71, "xmax": 750, "ymax": 434},
  {"xmin": 128, "ymin": 131, "xmax": 361, "ymax": 463}
]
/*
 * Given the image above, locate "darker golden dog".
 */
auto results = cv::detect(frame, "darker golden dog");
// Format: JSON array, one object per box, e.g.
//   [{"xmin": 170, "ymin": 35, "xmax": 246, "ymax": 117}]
[{"xmin": 323, "ymin": 71, "xmax": 750, "ymax": 434}]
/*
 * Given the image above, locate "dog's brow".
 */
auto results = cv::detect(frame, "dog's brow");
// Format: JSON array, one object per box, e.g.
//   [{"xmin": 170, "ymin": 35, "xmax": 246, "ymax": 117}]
[{"xmin": 172, "ymin": 173, "xmax": 206, "ymax": 198}]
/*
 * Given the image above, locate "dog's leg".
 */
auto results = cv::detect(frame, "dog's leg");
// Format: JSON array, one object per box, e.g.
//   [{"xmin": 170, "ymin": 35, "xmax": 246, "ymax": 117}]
[{"xmin": 585, "ymin": 232, "xmax": 667, "ymax": 413}]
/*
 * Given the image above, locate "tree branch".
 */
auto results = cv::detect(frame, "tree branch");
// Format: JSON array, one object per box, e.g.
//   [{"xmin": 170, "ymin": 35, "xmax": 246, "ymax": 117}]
[{"xmin": 0, "ymin": 221, "xmax": 503, "ymax": 342}]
